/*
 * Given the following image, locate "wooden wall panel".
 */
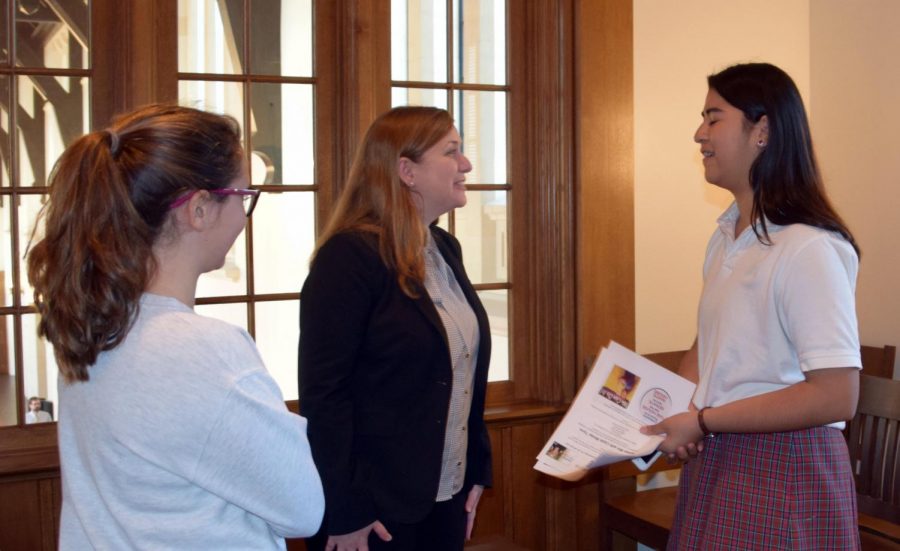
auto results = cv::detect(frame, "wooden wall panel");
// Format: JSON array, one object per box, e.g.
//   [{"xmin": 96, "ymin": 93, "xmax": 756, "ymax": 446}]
[
  {"xmin": 0, "ymin": 478, "xmax": 45, "ymax": 550},
  {"xmin": 473, "ymin": 427, "xmax": 507, "ymax": 537},
  {"xmin": 470, "ymin": 409, "xmax": 605, "ymax": 550},
  {"xmin": 508, "ymin": 423, "xmax": 548, "ymax": 547},
  {"xmin": 0, "ymin": 473, "xmax": 61, "ymax": 551},
  {"xmin": 542, "ymin": 422, "xmax": 580, "ymax": 550}
]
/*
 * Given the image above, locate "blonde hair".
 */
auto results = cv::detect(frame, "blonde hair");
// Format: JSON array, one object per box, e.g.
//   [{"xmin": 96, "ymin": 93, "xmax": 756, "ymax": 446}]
[{"xmin": 314, "ymin": 106, "xmax": 453, "ymax": 297}]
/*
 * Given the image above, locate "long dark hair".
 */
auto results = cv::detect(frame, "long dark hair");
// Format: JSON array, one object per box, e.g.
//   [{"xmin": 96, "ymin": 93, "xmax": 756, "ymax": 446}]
[
  {"xmin": 708, "ymin": 63, "xmax": 859, "ymax": 257},
  {"xmin": 314, "ymin": 106, "xmax": 454, "ymax": 297},
  {"xmin": 27, "ymin": 104, "xmax": 243, "ymax": 382}
]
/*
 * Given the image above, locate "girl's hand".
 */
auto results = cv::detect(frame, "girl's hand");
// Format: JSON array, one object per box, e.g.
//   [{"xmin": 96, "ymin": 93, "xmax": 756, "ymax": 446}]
[{"xmin": 641, "ymin": 411, "xmax": 705, "ymax": 461}]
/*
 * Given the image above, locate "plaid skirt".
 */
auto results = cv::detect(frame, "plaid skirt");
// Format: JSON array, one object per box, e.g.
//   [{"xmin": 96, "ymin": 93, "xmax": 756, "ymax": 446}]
[{"xmin": 667, "ymin": 427, "xmax": 860, "ymax": 550}]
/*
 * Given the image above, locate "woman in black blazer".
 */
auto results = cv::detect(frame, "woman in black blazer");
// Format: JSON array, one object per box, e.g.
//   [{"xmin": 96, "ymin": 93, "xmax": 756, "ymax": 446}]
[{"xmin": 299, "ymin": 106, "xmax": 492, "ymax": 551}]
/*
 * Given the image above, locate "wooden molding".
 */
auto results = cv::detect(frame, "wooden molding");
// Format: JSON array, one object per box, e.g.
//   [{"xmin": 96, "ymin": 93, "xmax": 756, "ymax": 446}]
[
  {"xmin": 509, "ymin": 0, "xmax": 578, "ymax": 405},
  {"xmin": 0, "ymin": 424, "xmax": 59, "ymax": 475},
  {"xmin": 575, "ymin": 0, "xmax": 636, "ymax": 382},
  {"xmin": 91, "ymin": 0, "xmax": 178, "ymax": 127}
]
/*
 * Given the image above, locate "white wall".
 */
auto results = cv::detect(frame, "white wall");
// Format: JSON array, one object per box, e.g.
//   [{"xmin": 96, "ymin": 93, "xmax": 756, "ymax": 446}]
[
  {"xmin": 634, "ymin": 0, "xmax": 811, "ymax": 354},
  {"xmin": 810, "ymin": 1, "xmax": 900, "ymax": 378}
]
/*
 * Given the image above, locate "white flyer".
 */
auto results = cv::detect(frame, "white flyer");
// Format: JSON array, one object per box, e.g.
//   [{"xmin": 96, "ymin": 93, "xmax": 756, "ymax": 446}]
[{"xmin": 534, "ymin": 341, "xmax": 696, "ymax": 481}]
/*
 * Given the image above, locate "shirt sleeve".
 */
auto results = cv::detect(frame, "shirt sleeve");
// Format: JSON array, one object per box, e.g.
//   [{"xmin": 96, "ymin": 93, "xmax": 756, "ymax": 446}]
[
  {"xmin": 192, "ymin": 369, "xmax": 324, "ymax": 538},
  {"xmin": 778, "ymin": 234, "xmax": 861, "ymax": 372}
]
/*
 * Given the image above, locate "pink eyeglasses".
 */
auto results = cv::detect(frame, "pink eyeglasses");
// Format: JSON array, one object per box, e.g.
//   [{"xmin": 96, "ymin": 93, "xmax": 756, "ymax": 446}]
[{"xmin": 168, "ymin": 188, "xmax": 261, "ymax": 217}]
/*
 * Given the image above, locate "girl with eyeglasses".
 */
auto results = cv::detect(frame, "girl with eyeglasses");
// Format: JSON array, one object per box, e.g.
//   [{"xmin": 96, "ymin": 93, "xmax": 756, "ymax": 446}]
[{"xmin": 27, "ymin": 104, "xmax": 323, "ymax": 550}]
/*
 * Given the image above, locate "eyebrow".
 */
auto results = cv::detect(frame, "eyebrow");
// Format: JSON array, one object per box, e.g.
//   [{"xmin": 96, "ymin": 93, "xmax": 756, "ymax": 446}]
[{"xmin": 702, "ymin": 107, "xmax": 724, "ymax": 117}]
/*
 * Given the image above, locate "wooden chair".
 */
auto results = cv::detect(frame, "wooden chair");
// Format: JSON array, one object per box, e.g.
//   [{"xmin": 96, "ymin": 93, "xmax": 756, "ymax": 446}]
[
  {"xmin": 860, "ymin": 345, "xmax": 897, "ymax": 380},
  {"xmin": 599, "ymin": 350, "xmax": 685, "ymax": 551},
  {"xmin": 600, "ymin": 458, "xmax": 681, "ymax": 550},
  {"xmin": 846, "ymin": 374, "xmax": 900, "ymax": 549}
]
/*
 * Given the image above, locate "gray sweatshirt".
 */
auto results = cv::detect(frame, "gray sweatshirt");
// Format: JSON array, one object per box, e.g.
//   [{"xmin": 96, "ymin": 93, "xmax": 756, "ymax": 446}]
[{"xmin": 58, "ymin": 293, "xmax": 323, "ymax": 550}]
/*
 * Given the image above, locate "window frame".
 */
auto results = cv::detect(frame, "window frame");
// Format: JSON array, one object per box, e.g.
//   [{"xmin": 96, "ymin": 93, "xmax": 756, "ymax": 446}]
[
  {"xmin": 368, "ymin": 1, "xmax": 580, "ymax": 406},
  {"xmin": 0, "ymin": 0, "xmax": 585, "ymax": 449}
]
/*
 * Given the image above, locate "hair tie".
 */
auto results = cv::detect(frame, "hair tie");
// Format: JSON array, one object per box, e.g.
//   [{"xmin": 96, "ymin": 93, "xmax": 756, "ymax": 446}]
[{"xmin": 105, "ymin": 129, "xmax": 121, "ymax": 157}]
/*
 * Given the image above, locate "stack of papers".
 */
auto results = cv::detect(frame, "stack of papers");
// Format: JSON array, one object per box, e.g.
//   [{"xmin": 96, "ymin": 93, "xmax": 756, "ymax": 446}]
[{"xmin": 534, "ymin": 341, "xmax": 696, "ymax": 481}]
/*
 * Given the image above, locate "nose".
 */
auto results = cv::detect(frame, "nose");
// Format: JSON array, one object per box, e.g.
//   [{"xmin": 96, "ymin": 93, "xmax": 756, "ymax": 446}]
[
  {"xmin": 694, "ymin": 122, "xmax": 707, "ymax": 144},
  {"xmin": 459, "ymin": 152, "xmax": 473, "ymax": 173}
]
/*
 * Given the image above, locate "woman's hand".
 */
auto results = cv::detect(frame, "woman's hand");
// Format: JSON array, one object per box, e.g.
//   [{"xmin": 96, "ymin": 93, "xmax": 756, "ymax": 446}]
[
  {"xmin": 465, "ymin": 485, "xmax": 484, "ymax": 540},
  {"xmin": 641, "ymin": 411, "xmax": 705, "ymax": 461},
  {"xmin": 325, "ymin": 521, "xmax": 392, "ymax": 551}
]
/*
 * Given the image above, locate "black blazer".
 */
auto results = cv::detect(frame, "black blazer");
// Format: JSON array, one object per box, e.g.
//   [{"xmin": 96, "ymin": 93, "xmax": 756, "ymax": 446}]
[{"xmin": 298, "ymin": 226, "xmax": 492, "ymax": 536}]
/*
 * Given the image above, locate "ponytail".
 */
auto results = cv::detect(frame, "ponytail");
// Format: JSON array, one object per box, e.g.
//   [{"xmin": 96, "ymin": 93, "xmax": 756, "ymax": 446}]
[{"xmin": 27, "ymin": 104, "xmax": 242, "ymax": 382}]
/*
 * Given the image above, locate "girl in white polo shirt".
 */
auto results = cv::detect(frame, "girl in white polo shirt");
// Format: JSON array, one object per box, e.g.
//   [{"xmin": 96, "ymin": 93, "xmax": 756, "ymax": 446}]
[{"xmin": 644, "ymin": 63, "xmax": 861, "ymax": 550}]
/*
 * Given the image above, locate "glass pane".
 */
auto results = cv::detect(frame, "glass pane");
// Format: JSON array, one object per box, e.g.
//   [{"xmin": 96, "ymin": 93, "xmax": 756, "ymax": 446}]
[
  {"xmin": 454, "ymin": 90, "xmax": 507, "ymax": 184},
  {"xmin": 15, "ymin": 0, "xmax": 90, "ymax": 70},
  {"xmin": 22, "ymin": 313, "xmax": 58, "ymax": 423},
  {"xmin": 455, "ymin": 191, "xmax": 507, "ymax": 284},
  {"xmin": 1, "ymin": 75, "xmax": 10, "ymax": 187},
  {"xmin": 391, "ymin": 87, "xmax": 448, "ymax": 109},
  {"xmin": 249, "ymin": 83, "xmax": 313, "ymax": 185},
  {"xmin": 252, "ymin": 191, "xmax": 315, "ymax": 294},
  {"xmin": 179, "ymin": 80, "xmax": 244, "ymax": 129},
  {"xmin": 0, "ymin": 194, "xmax": 11, "ymax": 307},
  {"xmin": 196, "ymin": 227, "xmax": 248, "ymax": 298},
  {"xmin": 0, "ymin": 316, "xmax": 16, "ymax": 426},
  {"xmin": 391, "ymin": 0, "xmax": 447, "ymax": 82},
  {"xmin": 178, "ymin": 0, "xmax": 244, "ymax": 74},
  {"xmin": 478, "ymin": 290, "xmax": 508, "ymax": 382},
  {"xmin": 19, "ymin": 193, "xmax": 48, "ymax": 307},
  {"xmin": 453, "ymin": 0, "xmax": 505, "ymax": 85},
  {"xmin": 250, "ymin": 0, "xmax": 312, "ymax": 77},
  {"xmin": 195, "ymin": 302, "xmax": 249, "ymax": 333},
  {"xmin": 17, "ymin": 75, "xmax": 90, "ymax": 187},
  {"xmin": 255, "ymin": 299, "xmax": 299, "ymax": 400}
]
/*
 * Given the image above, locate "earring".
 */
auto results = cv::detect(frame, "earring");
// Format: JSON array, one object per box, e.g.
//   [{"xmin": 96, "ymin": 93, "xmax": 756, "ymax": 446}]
[
  {"xmin": 407, "ymin": 180, "xmax": 415, "ymax": 188},
  {"xmin": 757, "ymin": 139, "xmax": 766, "ymax": 147}
]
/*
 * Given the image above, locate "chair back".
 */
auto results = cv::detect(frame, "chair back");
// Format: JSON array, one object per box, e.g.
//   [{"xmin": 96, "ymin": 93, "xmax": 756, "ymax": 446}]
[
  {"xmin": 860, "ymin": 344, "xmax": 897, "ymax": 379},
  {"xmin": 846, "ymin": 374, "xmax": 900, "ymax": 524}
]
